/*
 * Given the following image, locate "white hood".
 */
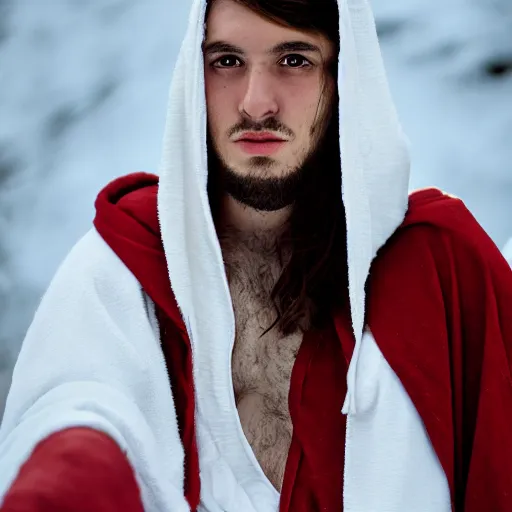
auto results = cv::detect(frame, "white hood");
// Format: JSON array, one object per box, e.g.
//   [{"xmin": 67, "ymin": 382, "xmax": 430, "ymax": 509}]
[
  {"xmin": 0, "ymin": 2, "xmax": 452, "ymax": 510},
  {"xmin": 157, "ymin": 0, "xmax": 411, "ymax": 415}
]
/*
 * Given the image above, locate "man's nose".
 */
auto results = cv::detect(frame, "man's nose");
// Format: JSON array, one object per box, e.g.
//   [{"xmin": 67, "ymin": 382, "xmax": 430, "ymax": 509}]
[{"xmin": 239, "ymin": 68, "xmax": 279, "ymax": 121}]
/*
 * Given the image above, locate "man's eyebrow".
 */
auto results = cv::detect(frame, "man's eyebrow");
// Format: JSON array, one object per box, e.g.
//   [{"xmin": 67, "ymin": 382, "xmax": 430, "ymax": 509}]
[
  {"xmin": 202, "ymin": 41, "xmax": 245, "ymax": 56},
  {"xmin": 202, "ymin": 40, "xmax": 322, "ymax": 56},
  {"xmin": 269, "ymin": 41, "xmax": 322, "ymax": 55}
]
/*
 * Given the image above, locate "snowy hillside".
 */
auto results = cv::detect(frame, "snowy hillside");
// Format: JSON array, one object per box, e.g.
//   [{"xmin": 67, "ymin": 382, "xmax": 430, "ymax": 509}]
[
  {"xmin": 372, "ymin": 0, "xmax": 512, "ymax": 245},
  {"xmin": 0, "ymin": 0, "xmax": 511, "ymax": 414}
]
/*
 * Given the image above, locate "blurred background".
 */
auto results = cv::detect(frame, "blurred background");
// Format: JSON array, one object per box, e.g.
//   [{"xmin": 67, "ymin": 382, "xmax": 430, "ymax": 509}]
[{"xmin": 0, "ymin": 0, "xmax": 511, "ymax": 416}]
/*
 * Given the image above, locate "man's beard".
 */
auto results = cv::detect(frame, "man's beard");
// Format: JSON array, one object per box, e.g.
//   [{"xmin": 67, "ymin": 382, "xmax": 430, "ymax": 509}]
[
  {"xmin": 209, "ymin": 144, "xmax": 322, "ymax": 213},
  {"xmin": 221, "ymin": 156, "xmax": 307, "ymax": 212}
]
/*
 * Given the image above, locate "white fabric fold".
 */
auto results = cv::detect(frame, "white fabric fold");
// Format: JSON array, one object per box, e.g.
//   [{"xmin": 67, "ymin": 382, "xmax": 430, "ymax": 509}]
[
  {"xmin": 343, "ymin": 331, "xmax": 451, "ymax": 512},
  {"xmin": 0, "ymin": 230, "xmax": 189, "ymax": 512},
  {"xmin": 338, "ymin": 0, "xmax": 410, "ymax": 415}
]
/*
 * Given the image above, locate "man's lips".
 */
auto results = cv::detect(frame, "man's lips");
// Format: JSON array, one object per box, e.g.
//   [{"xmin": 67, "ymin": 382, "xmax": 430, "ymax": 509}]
[
  {"xmin": 234, "ymin": 131, "xmax": 288, "ymax": 142},
  {"xmin": 233, "ymin": 132, "xmax": 288, "ymax": 155}
]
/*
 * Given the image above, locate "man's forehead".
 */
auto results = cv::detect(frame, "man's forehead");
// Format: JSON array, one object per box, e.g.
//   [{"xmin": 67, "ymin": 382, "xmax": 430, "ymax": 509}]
[{"xmin": 204, "ymin": 0, "xmax": 333, "ymax": 57}]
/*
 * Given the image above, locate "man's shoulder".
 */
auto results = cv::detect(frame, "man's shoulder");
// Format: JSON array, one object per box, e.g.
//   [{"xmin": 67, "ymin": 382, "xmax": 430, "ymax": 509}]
[
  {"xmin": 401, "ymin": 187, "xmax": 495, "ymax": 255},
  {"xmin": 95, "ymin": 172, "xmax": 160, "ymax": 237},
  {"xmin": 403, "ymin": 187, "xmax": 474, "ymax": 236},
  {"xmin": 93, "ymin": 172, "xmax": 186, "ymax": 332},
  {"xmin": 369, "ymin": 188, "xmax": 511, "ymax": 326},
  {"xmin": 383, "ymin": 187, "xmax": 508, "ymax": 276}
]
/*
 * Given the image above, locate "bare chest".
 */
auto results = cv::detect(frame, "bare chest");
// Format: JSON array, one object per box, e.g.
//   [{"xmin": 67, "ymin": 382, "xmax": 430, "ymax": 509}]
[{"xmin": 230, "ymin": 287, "xmax": 303, "ymax": 492}]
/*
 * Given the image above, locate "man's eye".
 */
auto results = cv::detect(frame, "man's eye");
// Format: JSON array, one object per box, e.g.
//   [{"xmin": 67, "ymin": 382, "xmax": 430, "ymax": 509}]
[
  {"xmin": 280, "ymin": 54, "xmax": 311, "ymax": 68},
  {"xmin": 213, "ymin": 56, "xmax": 242, "ymax": 68}
]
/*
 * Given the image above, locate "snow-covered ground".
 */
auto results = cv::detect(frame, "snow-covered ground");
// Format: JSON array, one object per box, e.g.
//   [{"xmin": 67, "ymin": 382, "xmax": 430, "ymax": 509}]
[{"xmin": 0, "ymin": 0, "xmax": 511, "ymax": 414}]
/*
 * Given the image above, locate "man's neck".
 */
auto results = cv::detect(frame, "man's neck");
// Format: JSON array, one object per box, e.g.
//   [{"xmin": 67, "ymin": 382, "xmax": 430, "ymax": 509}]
[
  {"xmin": 216, "ymin": 194, "xmax": 293, "ymax": 299},
  {"xmin": 216, "ymin": 194, "xmax": 291, "ymax": 255},
  {"xmin": 217, "ymin": 195, "xmax": 292, "ymax": 238}
]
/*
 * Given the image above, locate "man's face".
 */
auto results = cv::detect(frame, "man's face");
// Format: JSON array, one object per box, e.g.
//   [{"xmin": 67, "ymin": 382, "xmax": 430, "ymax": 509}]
[{"xmin": 204, "ymin": 0, "xmax": 336, "ymax": 211}]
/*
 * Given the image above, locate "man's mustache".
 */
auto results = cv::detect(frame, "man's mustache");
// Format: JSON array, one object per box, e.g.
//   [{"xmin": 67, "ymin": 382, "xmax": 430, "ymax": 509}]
[{"xmin": 227, "ymin": 117, "xmax": 294, "ymax": 138}]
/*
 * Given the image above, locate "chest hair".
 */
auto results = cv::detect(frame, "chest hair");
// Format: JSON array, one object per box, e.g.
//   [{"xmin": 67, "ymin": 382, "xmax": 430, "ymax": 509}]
[{"xmin": 224, "ymin": 239, "xmax": 303, "ymax": 491}]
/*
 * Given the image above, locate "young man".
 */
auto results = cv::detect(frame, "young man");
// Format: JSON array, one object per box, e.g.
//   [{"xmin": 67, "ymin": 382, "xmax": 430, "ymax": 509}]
[{"xmin": 1, "ymin": 0, "xmax": 511, "ymax": 510}]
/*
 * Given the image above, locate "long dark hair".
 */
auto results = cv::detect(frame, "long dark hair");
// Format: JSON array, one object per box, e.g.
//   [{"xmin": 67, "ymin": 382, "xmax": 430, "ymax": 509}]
[{"xmin": 206, "ymin": 0, "xmax": 347, "ymax": 335}]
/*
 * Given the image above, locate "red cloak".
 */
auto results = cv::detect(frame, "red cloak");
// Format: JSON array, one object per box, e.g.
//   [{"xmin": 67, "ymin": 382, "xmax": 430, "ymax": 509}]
[{"xmin": 2, "ymin": 173, "xmax": 511, "ymax": 512}]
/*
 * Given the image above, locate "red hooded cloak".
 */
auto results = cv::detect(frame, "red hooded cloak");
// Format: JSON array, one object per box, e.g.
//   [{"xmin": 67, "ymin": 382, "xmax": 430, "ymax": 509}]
[{"xmin": 1, "ymin": 173, "xmax": 511, "ymax": 512}]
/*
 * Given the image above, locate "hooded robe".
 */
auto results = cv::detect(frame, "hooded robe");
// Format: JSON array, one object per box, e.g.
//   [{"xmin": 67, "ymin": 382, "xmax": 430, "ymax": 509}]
[{"xmin": 1, "ymin": 0, "xmax": 512, "ymax": 511}]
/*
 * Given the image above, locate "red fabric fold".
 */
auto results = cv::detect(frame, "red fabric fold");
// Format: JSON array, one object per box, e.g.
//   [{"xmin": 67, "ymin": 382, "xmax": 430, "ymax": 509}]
[
  {"xmin": 1, "ymin": 428, "xmax": 144, "ymax": 512},
  {"xmin": 368, "ymin": 188, "xmax": 512, "ymax": 511}
]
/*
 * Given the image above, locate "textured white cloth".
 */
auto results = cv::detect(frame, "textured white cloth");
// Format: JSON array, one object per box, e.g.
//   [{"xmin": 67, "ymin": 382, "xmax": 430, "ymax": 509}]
[
  {"xmin": 0, "ymin": 0, "xmax": 451, "ymax": 510},
  {"xmin": 343, "ymin": 331, "xmax": 451, "ymax": 512},
  {"xmin": 0, "ymin": 230, "xmax": 190, "ymax": 512}
]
